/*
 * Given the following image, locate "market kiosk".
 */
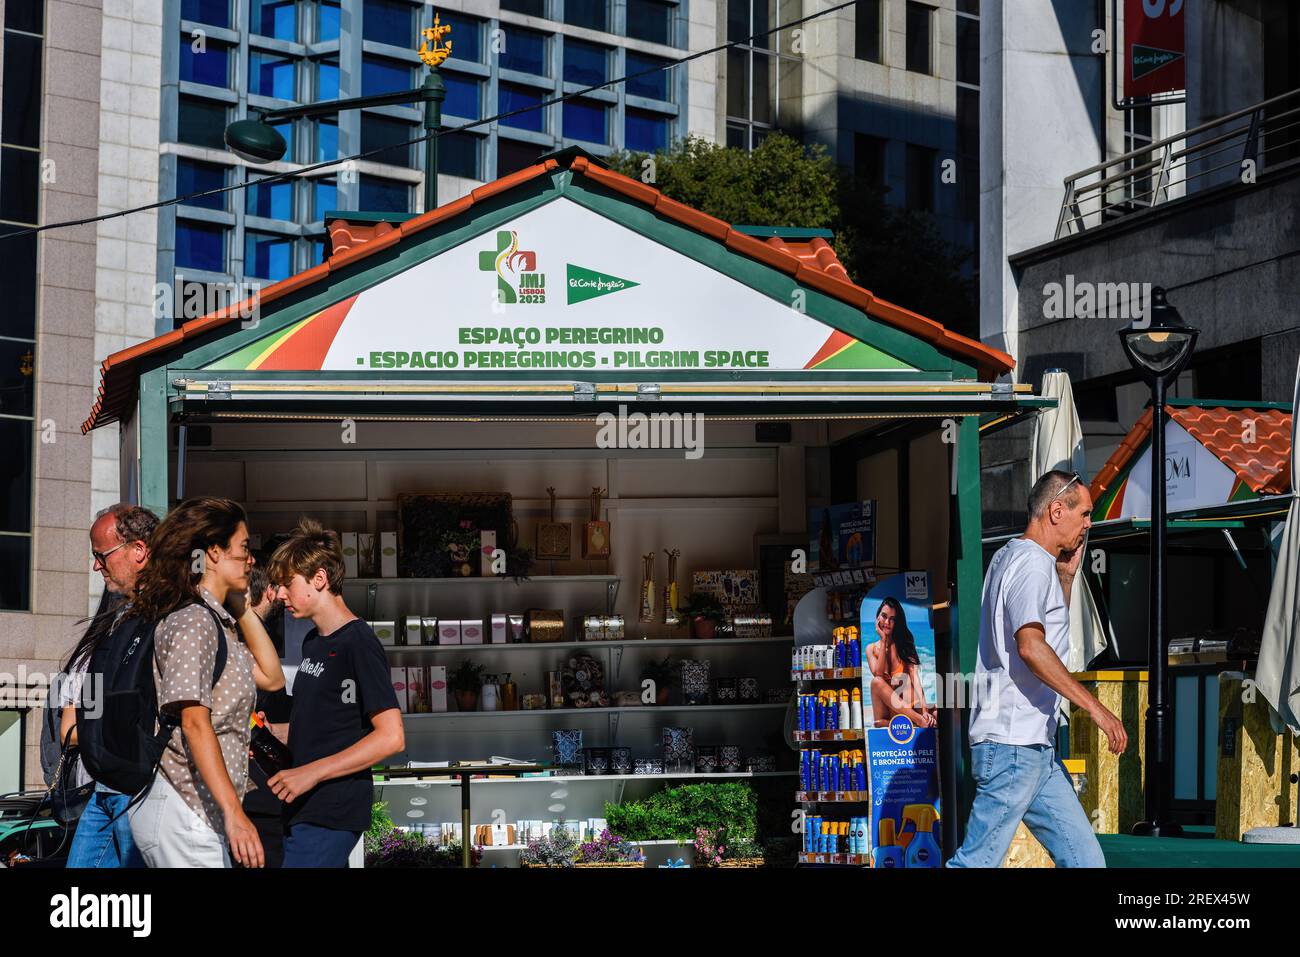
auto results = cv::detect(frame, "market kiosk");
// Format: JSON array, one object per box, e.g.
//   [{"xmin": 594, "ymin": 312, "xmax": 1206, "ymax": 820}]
[{"xmin": 83, "ymin": 148, "xmax": 1038, "ymax": 864}]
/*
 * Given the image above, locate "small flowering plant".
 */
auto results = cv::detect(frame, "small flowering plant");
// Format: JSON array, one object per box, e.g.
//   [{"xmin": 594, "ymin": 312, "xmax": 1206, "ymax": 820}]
[
  {"xmin": 578, "ymin": 829, "xmax": 646, "ymax": 864},
  {"xmin": 519, "ymin": 825, "xmax": 580, "ymax": 868},
  {"xmin": 694, "ymin": 826, "xmax": 762, "ymax": 865}
]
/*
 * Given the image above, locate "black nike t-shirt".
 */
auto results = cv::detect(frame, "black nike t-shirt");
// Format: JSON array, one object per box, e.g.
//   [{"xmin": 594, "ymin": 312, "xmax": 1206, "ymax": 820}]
[{"xmin": 284, "ymin": 618, "xmax": 399, "ymax": 833}]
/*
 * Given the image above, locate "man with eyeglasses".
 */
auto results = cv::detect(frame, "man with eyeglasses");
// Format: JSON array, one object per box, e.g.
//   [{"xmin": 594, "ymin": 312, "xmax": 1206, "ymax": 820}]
[
  {"xmin": 59, "ymin": 504, "xmax": 159, "ymax": 868},
  {"xmin": 948, "ymin": 470, "xmax": 1128, "ymax": 868}
]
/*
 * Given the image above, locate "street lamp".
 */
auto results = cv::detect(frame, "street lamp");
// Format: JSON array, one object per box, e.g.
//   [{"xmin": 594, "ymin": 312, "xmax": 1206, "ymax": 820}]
[
  {"xmin": 1119, "ymin": 285, "xmax": 1198, "ymax": 838},
  {"xmin": 224, "ymin": 19, "xmax": 452, "ymax": 212}
]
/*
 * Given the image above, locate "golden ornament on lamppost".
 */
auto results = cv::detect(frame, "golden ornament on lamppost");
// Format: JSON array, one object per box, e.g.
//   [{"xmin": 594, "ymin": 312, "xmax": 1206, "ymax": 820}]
[{"xmin": 418, "ymin": 14, "xmax": 453, "ymax": 68}]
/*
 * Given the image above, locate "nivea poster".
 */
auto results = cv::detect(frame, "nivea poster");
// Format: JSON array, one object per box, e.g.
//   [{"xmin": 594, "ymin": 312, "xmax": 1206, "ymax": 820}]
[
  {"xmin": 866, "ymin": 717, "xmax": 941, "ymax": 868},
  {"xmin": 860, "ymin": 572, "xmax": 938, "ymax": 727}
]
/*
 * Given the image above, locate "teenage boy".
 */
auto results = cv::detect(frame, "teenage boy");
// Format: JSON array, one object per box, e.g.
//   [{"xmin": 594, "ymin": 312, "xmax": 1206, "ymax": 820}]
[{"xmin": 267, "ymin": 520, "xmax": 404, "ymax": 867}]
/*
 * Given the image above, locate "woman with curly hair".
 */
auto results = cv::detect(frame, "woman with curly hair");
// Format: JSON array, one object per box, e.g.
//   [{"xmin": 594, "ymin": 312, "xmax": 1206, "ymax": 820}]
[{"xmin": 127, "ymin": 497, "xmax": 285, "ymax": 868}]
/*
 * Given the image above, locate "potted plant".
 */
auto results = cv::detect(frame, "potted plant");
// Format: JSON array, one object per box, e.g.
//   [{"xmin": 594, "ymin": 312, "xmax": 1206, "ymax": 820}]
[
  {"xmin": 364, "ymin": 801, "xmax": 482, "ymax": 868},
  {"xmin": 449, "ymin": 659, "xmax": 486, "ymax": 712},
  {"xmin": 575, "ymin": 829, "xmax": 646, "ymax": 868},
  {"xmin": 681, "ymin": 592, "xmax": 726, "ymax": 639},
  {"xmin": 694, "ymin": 827, "xmax": 765, "ymax": 868},
  {"xmin": 519, "ymin": 826, "xmax": 579, "ymax": 868},
  {"xmin": 640, "ymin": 656, "xmax": 675, "ymax": 705}
]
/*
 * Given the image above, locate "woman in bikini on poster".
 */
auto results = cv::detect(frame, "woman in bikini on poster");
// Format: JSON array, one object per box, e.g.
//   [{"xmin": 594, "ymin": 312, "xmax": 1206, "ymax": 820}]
[{"xmin": 865, "ymin": 596, "xmax": 937, "ymax": 728}]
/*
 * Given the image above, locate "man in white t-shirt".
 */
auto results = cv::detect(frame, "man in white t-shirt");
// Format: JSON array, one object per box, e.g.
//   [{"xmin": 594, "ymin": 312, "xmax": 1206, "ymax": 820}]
[{"xmin": 948, "ymin": 470, "xmax": 1128, "ymax": 868}]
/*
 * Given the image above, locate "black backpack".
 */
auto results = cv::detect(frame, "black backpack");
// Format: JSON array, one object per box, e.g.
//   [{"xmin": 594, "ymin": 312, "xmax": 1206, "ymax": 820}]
[{"xmin": 77, "ymin": 603, "xmax": 227, "ymax": 800}]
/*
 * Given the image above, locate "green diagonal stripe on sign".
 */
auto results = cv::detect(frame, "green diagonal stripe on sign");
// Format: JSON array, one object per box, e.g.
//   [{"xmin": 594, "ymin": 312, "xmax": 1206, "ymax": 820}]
[{"xmin": 566, "ymin": 263, "xmax": 639, "ymax": 304}]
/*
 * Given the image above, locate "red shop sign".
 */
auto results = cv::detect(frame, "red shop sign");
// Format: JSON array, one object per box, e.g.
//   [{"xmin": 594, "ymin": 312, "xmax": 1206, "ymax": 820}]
[{"xmin": 1124, "ymin": 0, "xmax": 1185, "ymax": 100}]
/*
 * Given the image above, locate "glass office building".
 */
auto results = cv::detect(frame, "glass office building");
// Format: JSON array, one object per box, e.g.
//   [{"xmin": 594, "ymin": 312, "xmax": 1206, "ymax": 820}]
[{"xmin": 160, "ymin": 0, "xmax": 685, "ymax": 314}]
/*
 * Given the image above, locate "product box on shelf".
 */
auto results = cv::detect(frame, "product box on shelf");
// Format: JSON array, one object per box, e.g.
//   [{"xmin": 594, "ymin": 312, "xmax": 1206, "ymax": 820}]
[
  {"xmin": 358, "ymin": 533, "xmax": 377, "ymax": 577},
  {"xmin": 371, "ymin": 620, "xmax": 397, "ymax": 647},
  {"xmin": 404, "ymin": 616, "xmax": 422, "ymax": 647},
  {"xmin": 341, "ymin": 532, "xmax": 359, "ymax": 578},
  {"xmin": 407, "ymin": 667, "xmax": 429, "ymax": 713},
  {"xmin": 692, "ymin": 570, "xmax": 760, "ymax": 610},
  {"xmin": 421, "ymin": 617, "xmax": 437, "ymax": 646},
  {"xmin": 460, "ymin": 618, "xmax": 485, "ymax": 645},
  {"xmin": 428, "ymin": 665, "xmax": 448, "ymax": 712},
  {"xmin": 491, "ymin": 613, "xmax": 508, "ymax": 644},
  {"xmin": 438, "ymin": 620, "xmax": 462, "ymax": 645},
  {"xmin": 480, "ymin": 531, "xmax": 496, "ymax": 576},
  {"xmin": 380, "ymin": 532, "xmax": 398, "ymax": 577}
]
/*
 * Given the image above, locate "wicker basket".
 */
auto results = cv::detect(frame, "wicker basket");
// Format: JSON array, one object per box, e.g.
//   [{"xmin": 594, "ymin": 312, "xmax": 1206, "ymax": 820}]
[
  {"xmin": 574, "ymin": 861, "xmax": 646, "ymax": 869},
  {"xmin": 715, "ymin": 857, "xmax": 765, "ymax": 869}
]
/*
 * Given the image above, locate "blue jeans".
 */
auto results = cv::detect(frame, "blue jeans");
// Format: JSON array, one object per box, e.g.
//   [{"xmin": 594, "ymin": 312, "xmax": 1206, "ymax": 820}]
[
  {"xmin": 67, "ymin": 790, "xmax": 146, "ymax": 869},
  {"xmin": 282, "ymin": 823, "xmax": 361, "ymax": 868},
  {"xmin": 947, "ymin": 742, "xmax": 1105, "ymax": 868}
]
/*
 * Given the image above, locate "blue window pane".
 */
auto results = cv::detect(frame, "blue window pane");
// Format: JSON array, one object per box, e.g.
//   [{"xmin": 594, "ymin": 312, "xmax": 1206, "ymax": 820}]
[
  {"xmin": 500, "ymin": 27, "xmax": 547, "ymax": 76},
  {"xmin": 318, "ymin": 1, "xmax": 340, "ymax": 41},
  {"xmin": 249, "ymin": 53, "xmax": 296, "ymax": 99},
  {"xmin": 364, "ymin": 0, "xmax": 415, "ymax": 47},
  {"xmin": 439, "ymin": 12, "xmax": 481, "ymax": 62},
  {"xmin": 500, "ymin": 0, "xmax": 545, "ymax": 16},
  {"xmin": 269, "ymin": 119, "xmax": 294, "ymax": 160},
  {"xmin": 316, "ymin": 118, "xmax": 339, "ymax": 161},
  {"xmin": 625, "ymin": 109, "xmax": 668, "ymax": 152},
  {"xmin": 180, "ymin": 40, "xmax": 229, "ymax": 87},
  {"xmin": 361, "ymin": 114, "xmax": 415, "ymax": 167},
  {"xmin": 627, "ymin": 0, "xmax": 671, "ymax": 45},
  {"xmin": 251, "ymin": 0, "xmax": 296, "ymax": 39},
  {"xmin": 362, "ymin": 56, "xmax": 412, "ymax": 95},
  {"xmin": 565, "ymin": 0, "xmax": 606, "ymax": 30},
  {"xmin": 176, "ymin": 159, "xmax": 226, "ymax": 211},
  {"xmin": 627, "ymin": 52, "xmax": 670, "ymax": 100},
  {"xmin": 246, "ymin": 177, "xmax": 294, "ymax": 219},
  {"xmin": 317, "ymin": 58, "xmax": 340, "ymax": 100},
  {"xmin": 179, "ymin": 96, "xmax": 227, "ymax": 148},
  {"xmin": 563, "ymin": 99, "xmax": 606, "ymax": 143},
  {"xmin": 177, "ymin": 221, "xmax": 226, "ymax": 272},
  {"xmin": 308, "ymin": 239, "xmax": 327, "ymax": 266},
  {"xmin": 313, "ymin": 180, "xmax": 338, "ymax": 219},
  {"xmin": 440, "ymin": 131, "xmax": 481, "ymax": 179},
  {"xmin": 359, "ymin": 175, "xmax": 411, "ymax": 213},
  {"xmin": 443, "ymin": 73, "xmax": 480, "ymax": 119},
  {"xmin": 498, "ymin": 84, "xmax": 545, "ymax": 132},
  {"xmin": 245, "ymin": 232, "xmax": 294, "ymax": 280},
  {"xmin": 564, "ymin": 38, "xmax": 607, "ymax": 86},
  {"xmin": 182, "ymin": 0, "xmax": 229, "ymax": 28}
]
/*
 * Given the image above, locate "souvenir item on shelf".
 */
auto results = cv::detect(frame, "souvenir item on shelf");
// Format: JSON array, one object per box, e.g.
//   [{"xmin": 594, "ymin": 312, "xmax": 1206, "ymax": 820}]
[
  {"xmin": 480, "ymin": 530, "xmax": 497, "ymax": 576},
  {"xmin": 639, "ymin": 552, "xmax": 656, "ymax": 623},
  {"xmin": 508, "ymin": 614, "xmax": 525, "ymax": 643},
  {"xmin": 562, "ymin": 655, "xmax": 607, "ymax": 708},
  {"xmin": 730, "ymin": 611, "xmax": 772, "ymax": 639},
  {"xmin": 500, "ymin": 673, "xmax": 518, "ymax": 711},
  {"xmin": 695, "ymin": 746, "xmax": 718, "ymax": 774},
  {"xmin": 582, "ymin": 487, "xmax": 611, "ymax": 559},
  {"xmin": 526, "ymin": 609, "xmax": 565, "ymax": 643},
  {"xmin": 390, "ymin": 668, "xmax": 408, "ymax": 713},
  {"xmin": 358, "ymin": 533, "xmax": 377, "ymax": 577},
  {"xmin": 584, "ymin": 615, "xmax": 607, "ymax": 641},
  {"xmin": 371, "ymin": 620, "xmax": 397, "ymax": 647},
  {"xmin": 421, "ymin": 616, "xmax": 438, "ymax": 646},
  {"xmin": 662, "ymin": 727, "xmax": 694, "ymax": 774},
  {"xmin": 521, "ymin": 694, "xmax": 548, "ymax": 710},
  {"xmin": 634, "ymin": 759, "xmax": 665, "ymax": 775},
  {"xmin": 714, "ymin": 678, "xmax": 737, "ymax": 702},
  {"xmin": 663, "ymin": 548, "xmax": 682, "ymax": 626},
  {"xmin": 404, "ymin": 616, "xmax": 422, "ymax": 647},
  {"xmin": 438, "ymin": 620, "xmax": 461, "ymax": 645},
  {"xmin": 428, "ymin": 665, "xmax": 448, "ymax": 712},
  {"xmin": 764, "ymin": 688, "xmax": 793, "ymax": 704},
  {"xmin": 491, "ymin": 614, "xmax": 508, "ymax": 644},
  {"xmin": 546, "ymin": 671, "xmax": 564, "ymax": 709},
  {"xmin": 738, "ymin": 677, "xmax": 760, "ymax": 703},
  {"xmin": 552, "ymin": 730, "xmax": 584, "ymax": 768},
  {"xmin": 396, "ymin": 492, "xmax": 512, "ymax": 578},
  {"xmin": 691, "ymin": 570, "xmax": 760, "ymax": 610},
  {"xmin": 610, "ymin": 747, "xmax": 633, "ymax": 774},
  {"xmin": 380, "ymin": 532, "xmax": 398, "ymax": 577},
  {"xmin": 461, "ymin": 619, "xmax": 485, "ymax": 645},
  {"xmin": 681, "ymin": 659, "xmax": 711, "ymax": 706},
  {"xmin": 603, "ymin": 615, "xmax": 625, "ymax": 640},
  {"xmin": 480, "ymin": 675, "xmax": 501, "ymax": 712},
  {"xmin": 583, "ymin": 748, "xmax": 612, "ymax": 776},
  {"xmin": 536, "ymin": 487, "xmax": 572, "ymax": 561},
  {"xmin": 719, "ymin": 745, "xmax": 742, "ymax": 773},
  {"xmin": 342, "ymin": 533, "xmax": 359, "ymax": 578},
  {"xmin": 408, "ymin": 667, "xmax": 429, "ymax": 714}
]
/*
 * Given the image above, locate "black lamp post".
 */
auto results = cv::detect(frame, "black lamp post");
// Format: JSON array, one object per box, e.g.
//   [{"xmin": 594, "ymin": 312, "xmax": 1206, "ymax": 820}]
[
  {"xmin": 1119, "ymin": 286, "xmax": 1198, "ymax": 838},
  {"xmin": 225, "ymin": 20, "xmax": 450, "ymax": 212}
]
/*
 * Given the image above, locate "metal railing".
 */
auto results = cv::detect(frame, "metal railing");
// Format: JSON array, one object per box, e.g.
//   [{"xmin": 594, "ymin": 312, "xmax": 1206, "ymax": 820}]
[{"xmin": 1055, "ymin": 87, "xmax": 1300, "ymax": 239}]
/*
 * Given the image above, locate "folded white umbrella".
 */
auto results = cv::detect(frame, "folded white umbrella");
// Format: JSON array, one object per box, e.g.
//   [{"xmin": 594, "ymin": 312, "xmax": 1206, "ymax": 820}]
[
  {"xmin": 1031, "ymin": 371, "xmax": 1111, "ymax": 671},
  {"xmin": 1256, "ymin": 356, "xmax": 1300, "ymax": 732}
]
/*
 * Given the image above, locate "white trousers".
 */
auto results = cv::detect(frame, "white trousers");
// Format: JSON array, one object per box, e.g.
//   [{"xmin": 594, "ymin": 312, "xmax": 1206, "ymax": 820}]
[{"xmin": 127, "ymin": 773, "xmax": 231, "ymax": 869}]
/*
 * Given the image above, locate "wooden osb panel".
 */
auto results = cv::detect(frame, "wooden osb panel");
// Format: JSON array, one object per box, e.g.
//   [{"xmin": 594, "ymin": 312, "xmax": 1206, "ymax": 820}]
[
  {"xmin": 1216, "ymin": 675, "xmax": 1300, "ymax": 840},
  {"xmin": 1003, "ymin": 822, "xmax": 1055, "ymax": 868},
  {"xmin": 1069, "ymin": 677, "xmax": 1147, "ymax": 834}
]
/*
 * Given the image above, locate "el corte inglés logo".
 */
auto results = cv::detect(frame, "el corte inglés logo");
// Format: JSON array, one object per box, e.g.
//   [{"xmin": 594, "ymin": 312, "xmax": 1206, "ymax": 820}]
[{"xmin": 477, "ymin": 229, "xmax": 639, "ymax": 306}]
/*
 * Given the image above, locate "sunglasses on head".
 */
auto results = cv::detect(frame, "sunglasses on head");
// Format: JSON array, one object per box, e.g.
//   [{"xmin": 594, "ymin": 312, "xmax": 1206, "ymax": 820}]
[{"xmin": 1048, "ymin": 472, "xmax": 1082, "ymax": 505}]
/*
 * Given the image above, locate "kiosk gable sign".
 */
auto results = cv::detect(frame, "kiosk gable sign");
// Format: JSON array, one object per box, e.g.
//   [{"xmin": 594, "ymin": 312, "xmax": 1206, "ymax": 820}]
[{"xmin": 209, "ymin": 198, "xmax": 914, "ymax": 374}]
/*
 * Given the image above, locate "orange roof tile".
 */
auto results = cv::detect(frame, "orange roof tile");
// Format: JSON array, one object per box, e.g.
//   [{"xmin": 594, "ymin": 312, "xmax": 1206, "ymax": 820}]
[
  {"xmin": 83, "ymin": 153, "xmax": 1014, "ymax": 433},
  {"xmin": 1089, "ymin": 405, "xmax": 1292, "ymax": 503}
]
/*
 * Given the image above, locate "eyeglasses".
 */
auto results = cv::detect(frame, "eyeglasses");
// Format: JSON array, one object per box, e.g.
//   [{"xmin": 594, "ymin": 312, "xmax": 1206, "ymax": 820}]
[
  {"xmin": 91, "ymin": 540, "xmax": 129, "ymax": 566},
  {"xmin": 1049, "ymin": 473, "xmax": 1082, "ymax": 505}
]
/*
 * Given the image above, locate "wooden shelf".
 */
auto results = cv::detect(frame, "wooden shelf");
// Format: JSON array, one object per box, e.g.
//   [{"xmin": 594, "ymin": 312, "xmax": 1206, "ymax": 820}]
[{"xmin": 799, "ymin": 852, "xmax": 871, "ymax": 866}]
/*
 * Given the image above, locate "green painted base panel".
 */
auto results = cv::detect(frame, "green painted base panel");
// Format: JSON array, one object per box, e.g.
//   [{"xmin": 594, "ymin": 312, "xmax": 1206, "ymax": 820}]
[{"xmin": 1099, "ymin": 827, "xmax": 1300, "ymax": 868}]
